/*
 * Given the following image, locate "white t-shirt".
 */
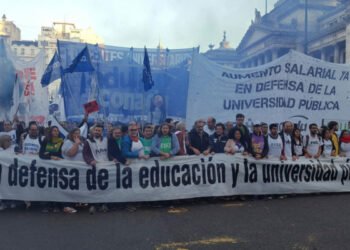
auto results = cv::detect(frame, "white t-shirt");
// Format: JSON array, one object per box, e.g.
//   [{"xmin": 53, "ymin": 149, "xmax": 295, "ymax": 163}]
[
  {"xmin": 0, "ymin": 130, "xmax": 16, "ymax": 144},
  {"xmin": 204, "ymin": 125, "xmax": 215, "ymax": 136},
  {"xmin": 234, "ymin": 142, "xmax": 245, "ymax": 153},
  {"xmin": 0, "ymin": 145, "xmax": 15, "ymax": 153},
  {"xmin": 305, "ymin": 135, "xmax": 323, "ymax": 156},
  {"xmin": 322, "ymin": 139, "xmax": 333, "ymax": 157},
  {"xmin": 283, "ymin": 133, "xmax": 292, "ymax": 158},
  {"xmin": 268, "ymin": 134, "xmax": 283, "ymax": 158},
  {"xmin": 293, "ymin": 139, "xmax": 304, "ymax": 156},
  {"xmin": 23, "ymin": 136, "xmax": 40, "ymax": 154},
  {"xmin": 87, "ymin": 137, "xmax": 109, "ymax": 162},
  {"xmin": 340, "ymin": 142, "xmax": 350, "ymax": 157},
  {"xmin": 131, "ymin": 139, "xmax": 144, "ymax": 156},
  {"xmin": 62, "ymin": 140, "xmax": 84, "ymax": 161}
]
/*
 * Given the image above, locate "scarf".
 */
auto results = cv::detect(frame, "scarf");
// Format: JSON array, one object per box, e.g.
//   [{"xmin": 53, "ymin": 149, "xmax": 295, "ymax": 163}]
[
  {"xmin": 340, "ymin": 136, "xmax": 350, "ymax": 144},
  {"xmin": 45, "ymin": 137, "xmax": 64, "ymax": 153},
  {"xmin": 130, "ymin": 136, "xmax": 139, "ymax": 142}
]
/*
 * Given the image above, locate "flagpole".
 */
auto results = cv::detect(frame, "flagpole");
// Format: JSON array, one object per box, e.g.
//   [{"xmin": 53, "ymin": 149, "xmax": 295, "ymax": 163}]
[{"xmin": 142, "ymin": 82, "xmax": 145, "ymax": 129}]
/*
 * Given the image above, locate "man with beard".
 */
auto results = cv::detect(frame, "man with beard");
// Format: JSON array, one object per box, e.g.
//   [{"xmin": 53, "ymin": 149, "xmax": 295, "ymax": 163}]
[
  {"xmin": 188, "ymin": 120, "xmax": 210, "ymax": 156},
  {"xmin": 21, "ymin": 122, "xmax": 41, "ymax": 155},
  {"xmin": 261, "ymin": 122, "xmax": 268, "ymax": 138},
  {"xmin": 83, "ymin": 124, "xmax": 109, "ymax": 167},
  {"xmin": 279, "ymin": 121, "xmax": 297, "ymax": 161},
  {"xmin": 267, "ymin": 123, "xmax": 285, "ymax": 160},
  {"xmin": 304, "ymin": 123, "xmax": 322, "ymax": 159},
  {"xmin": 328, "ymin": 121, "xmax": 342, "ymax": 156},
  {"xmin": 234, "ymin": 114, "xmax": 250, "ymax": 145},
  {"xmin": 83, "ymin": 124, "xmax": 110, "ymax": 214}
]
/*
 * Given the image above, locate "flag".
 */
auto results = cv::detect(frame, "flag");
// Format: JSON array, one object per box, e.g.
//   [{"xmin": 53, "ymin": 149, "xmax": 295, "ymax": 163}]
[
  {"xmin": 67, "ymin": 46, "xmax": 95, "ymax": 73},
  {"xmin": 41, "ymin": 51, "xmax": 63, "ymax": 87},
  {"xmin": 143, "ymin": 47, "xmax": 154, "ymax": 91},
  {"xmin": 79, "ymin": 122, "xmax": 88, "ymax": 138},
  {"xmin": 9, "ymin": 74, "xmax": 19, "ymax": 118},
  {"xmin": 83, "ymin": 100, "xmax": 100, "ymax": 114},
  {"xmin": 48, "ymin": 115, "xmax": 68, "ymax": 139}
]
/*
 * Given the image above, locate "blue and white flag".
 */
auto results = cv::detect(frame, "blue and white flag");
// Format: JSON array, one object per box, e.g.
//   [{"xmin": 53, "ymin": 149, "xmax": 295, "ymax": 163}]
[
  {"xmin": 142, "ymin": 47, "xmax": 154, "ymax": 91},
  {"xmin": 41, "ymin": 51, "xmax": 63, "ymax": 87},
  {"xmin": 67, "ymin": 46, "xmax": 94, "ymax": 73}
]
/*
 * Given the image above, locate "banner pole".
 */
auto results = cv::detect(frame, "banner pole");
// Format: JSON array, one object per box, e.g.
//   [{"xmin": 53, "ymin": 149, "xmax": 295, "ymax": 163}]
[{"xmin": 142, "ymin": 86, "xmax": 145, "ymax": 130}]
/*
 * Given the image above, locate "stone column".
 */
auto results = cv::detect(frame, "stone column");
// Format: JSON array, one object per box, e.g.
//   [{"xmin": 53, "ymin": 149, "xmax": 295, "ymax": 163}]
[
  {"xmin": 334, "ymin": 43, "xmax": 340, "ymax": 64},
  {"xmin": 321, "ymin": 48, "xmax": 327, "ymax": 61},
  {"xmin": 265, "ymin": 51, "xmax": 271, "ymax": 63},
  {"xmin": 257, "ymin": 56, "xmax": 263, "ymax": 66},
  {"xmin": 272, "ymin": 49, "xmax": 279, "ymax": 61},
  {"xmin": 346, "ymin": 23, "xmax": 350, "ymax": 63}
]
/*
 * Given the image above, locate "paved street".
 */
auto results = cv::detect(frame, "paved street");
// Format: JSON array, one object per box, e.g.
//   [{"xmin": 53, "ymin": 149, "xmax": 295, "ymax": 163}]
[{"xmin": 1, "ymin": 193, "xmax": 350, "ymax": 250}]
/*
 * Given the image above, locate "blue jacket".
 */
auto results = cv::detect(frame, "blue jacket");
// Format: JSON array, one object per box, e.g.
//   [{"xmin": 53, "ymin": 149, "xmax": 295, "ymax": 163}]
[
  {"xmin": 151, "ymin": 134, "xmax": 180, "ymax": 156},
  {"xmin": 121, "ymin": 135, "xmax": 140, "ymax": 158}
]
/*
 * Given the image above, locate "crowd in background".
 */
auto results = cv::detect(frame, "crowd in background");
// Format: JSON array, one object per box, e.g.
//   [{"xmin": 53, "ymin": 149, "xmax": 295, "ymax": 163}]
[{"xmin": 0, "ymin": 113, "xmax": 349, "ymax": 214}]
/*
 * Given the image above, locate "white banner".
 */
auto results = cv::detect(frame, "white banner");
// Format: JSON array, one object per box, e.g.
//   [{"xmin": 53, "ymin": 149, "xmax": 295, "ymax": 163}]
[
  {"xmin": 1, "ymin": 152, "xmax": 350, "ymax": 203},
  {"xmin": 5, "ymin": 45, "xmax": 48, "ymax": 123},
  {"xmin": 187, "ymin": 51, "xmax": 350, "ymax": 131}
]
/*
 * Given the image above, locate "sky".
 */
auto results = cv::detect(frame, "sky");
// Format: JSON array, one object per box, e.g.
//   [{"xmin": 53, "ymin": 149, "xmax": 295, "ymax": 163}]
[{"xmin": 2, "ymin": 0, "xmax": 279, "ymax": 51}]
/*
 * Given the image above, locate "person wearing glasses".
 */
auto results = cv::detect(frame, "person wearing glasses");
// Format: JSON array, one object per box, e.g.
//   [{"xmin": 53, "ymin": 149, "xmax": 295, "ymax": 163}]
[
  {"xmin": 21, "ymin": 122, "xmax": 41, "ymax": 155},
  {"xmin": 121, "ymin": 124, "xmax": 149, "ymax": 159}
]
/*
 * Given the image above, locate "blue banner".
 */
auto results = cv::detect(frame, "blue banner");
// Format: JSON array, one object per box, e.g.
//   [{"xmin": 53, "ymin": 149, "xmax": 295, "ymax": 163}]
[{"xmin": 58, "ymin": 41, "xmax": 199, "ymax": 124}]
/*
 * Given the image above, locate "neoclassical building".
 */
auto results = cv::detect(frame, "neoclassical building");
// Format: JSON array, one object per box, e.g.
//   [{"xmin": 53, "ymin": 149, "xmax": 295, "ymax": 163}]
[{"xmin": 204, "ymin": 0, "xmax": 350, "ymax": 67}]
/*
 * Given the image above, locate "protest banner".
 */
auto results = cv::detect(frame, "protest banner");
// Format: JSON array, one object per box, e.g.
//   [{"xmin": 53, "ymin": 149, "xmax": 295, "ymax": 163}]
[
  {"xmin": 1, "ymin": 152, "xmax": 350, "ymax": 203},
  {"xmin": 58, "ymin": 41, "xmax": 199, "ymax": 123},
  {"xmin": 187, "ymin": 51, "xmax": 350, "ymax": 132}
]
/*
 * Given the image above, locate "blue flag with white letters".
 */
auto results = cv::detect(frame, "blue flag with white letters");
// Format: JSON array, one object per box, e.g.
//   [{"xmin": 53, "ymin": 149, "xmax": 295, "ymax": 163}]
[
  {"xmin": 41, "ymin": 51, "xmax": 63, "ymax": 87},
  {"xmin": 67, "ymin": 46, "xmax": 95, "ymax": 73},
  {"xmin": 143, "ymin": 47, "xmax": 154, "ymax": 91}
]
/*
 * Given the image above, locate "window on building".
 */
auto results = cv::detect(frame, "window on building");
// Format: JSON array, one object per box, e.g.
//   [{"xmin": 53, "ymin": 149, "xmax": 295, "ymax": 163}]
[
  {"xmin": 13, "ymin": 48, "xmax": 17, "ymax": 54},
  {"xmin": 21, "ymin": 48, "xmax": 25, "ymax": 55}
]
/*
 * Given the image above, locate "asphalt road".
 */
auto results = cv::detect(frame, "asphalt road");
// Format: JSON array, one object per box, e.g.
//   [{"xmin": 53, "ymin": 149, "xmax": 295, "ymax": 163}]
[{"xmin": 1, "ymin": 194, "xmax": 350, "ymax": 250}]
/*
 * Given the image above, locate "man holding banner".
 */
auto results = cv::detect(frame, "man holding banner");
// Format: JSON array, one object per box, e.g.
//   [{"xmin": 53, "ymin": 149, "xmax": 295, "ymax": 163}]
[{"xmin": 83, "ymin": 124, "xmax": 108, "ymax": 166}]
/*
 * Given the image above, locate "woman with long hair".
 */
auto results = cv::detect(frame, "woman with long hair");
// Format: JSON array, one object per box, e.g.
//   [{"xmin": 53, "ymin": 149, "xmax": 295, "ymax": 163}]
[
  {"xmin": 39, "ymin": 126, "xmax": 63, "ymax": 160},
  {"xmin": 224, "ymin": 128, "xmax": 248, "ymax": 155},
  {"xmin": 292, "ymin": 128, "xmax": 304, "ymax": 158},
  {"xmin": 151, "ymin": 123, "xmax": 179, "ymax": 160},
  {"xmin": 321, "ymin": 128, "xmax": 336, "ymax": 157}
]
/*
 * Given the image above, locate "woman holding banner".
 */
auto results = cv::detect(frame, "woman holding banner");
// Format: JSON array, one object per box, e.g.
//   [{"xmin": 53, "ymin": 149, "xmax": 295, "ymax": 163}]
[
  {"xmin": 151, "ymin": 123, "xmax": 179, "ymax": 160},
  {"xmin": 62, "ymin": 128, "xmax": 85, "ymax": 161},
  {"xmin": 225, "ymin": 128, "xmax": 248, "ymax": 155},
  {"xmin": 39, "ymin": 126, "xmax": 63, "ymax": 160}
]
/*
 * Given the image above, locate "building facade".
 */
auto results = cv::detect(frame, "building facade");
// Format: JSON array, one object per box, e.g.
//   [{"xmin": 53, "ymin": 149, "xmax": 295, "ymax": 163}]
[
  {"xmin": 204, "ymin": 0, "xmax": 350, "ymax": 68},
  {"xmin": 0, "ymin": 14, "xmax": 20, "ymax": 44}
]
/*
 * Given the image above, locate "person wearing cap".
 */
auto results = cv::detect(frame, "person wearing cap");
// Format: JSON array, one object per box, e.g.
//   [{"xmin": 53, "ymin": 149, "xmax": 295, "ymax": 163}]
[{"xmin": 248, "ymin": 121, "xmax": 268, "ymax": 159}]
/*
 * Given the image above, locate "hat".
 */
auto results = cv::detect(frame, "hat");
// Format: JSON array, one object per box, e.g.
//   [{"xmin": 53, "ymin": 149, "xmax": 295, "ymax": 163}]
[{"xmin": 253, "ymin": 121, "xmax": 261, "ymax": 127}]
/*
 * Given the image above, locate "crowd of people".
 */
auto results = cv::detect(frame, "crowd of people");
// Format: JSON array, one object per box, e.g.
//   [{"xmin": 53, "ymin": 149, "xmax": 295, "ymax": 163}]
[{"xmin": 0, "ymin": 113, "xmax": 349, "ymax": 214}]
